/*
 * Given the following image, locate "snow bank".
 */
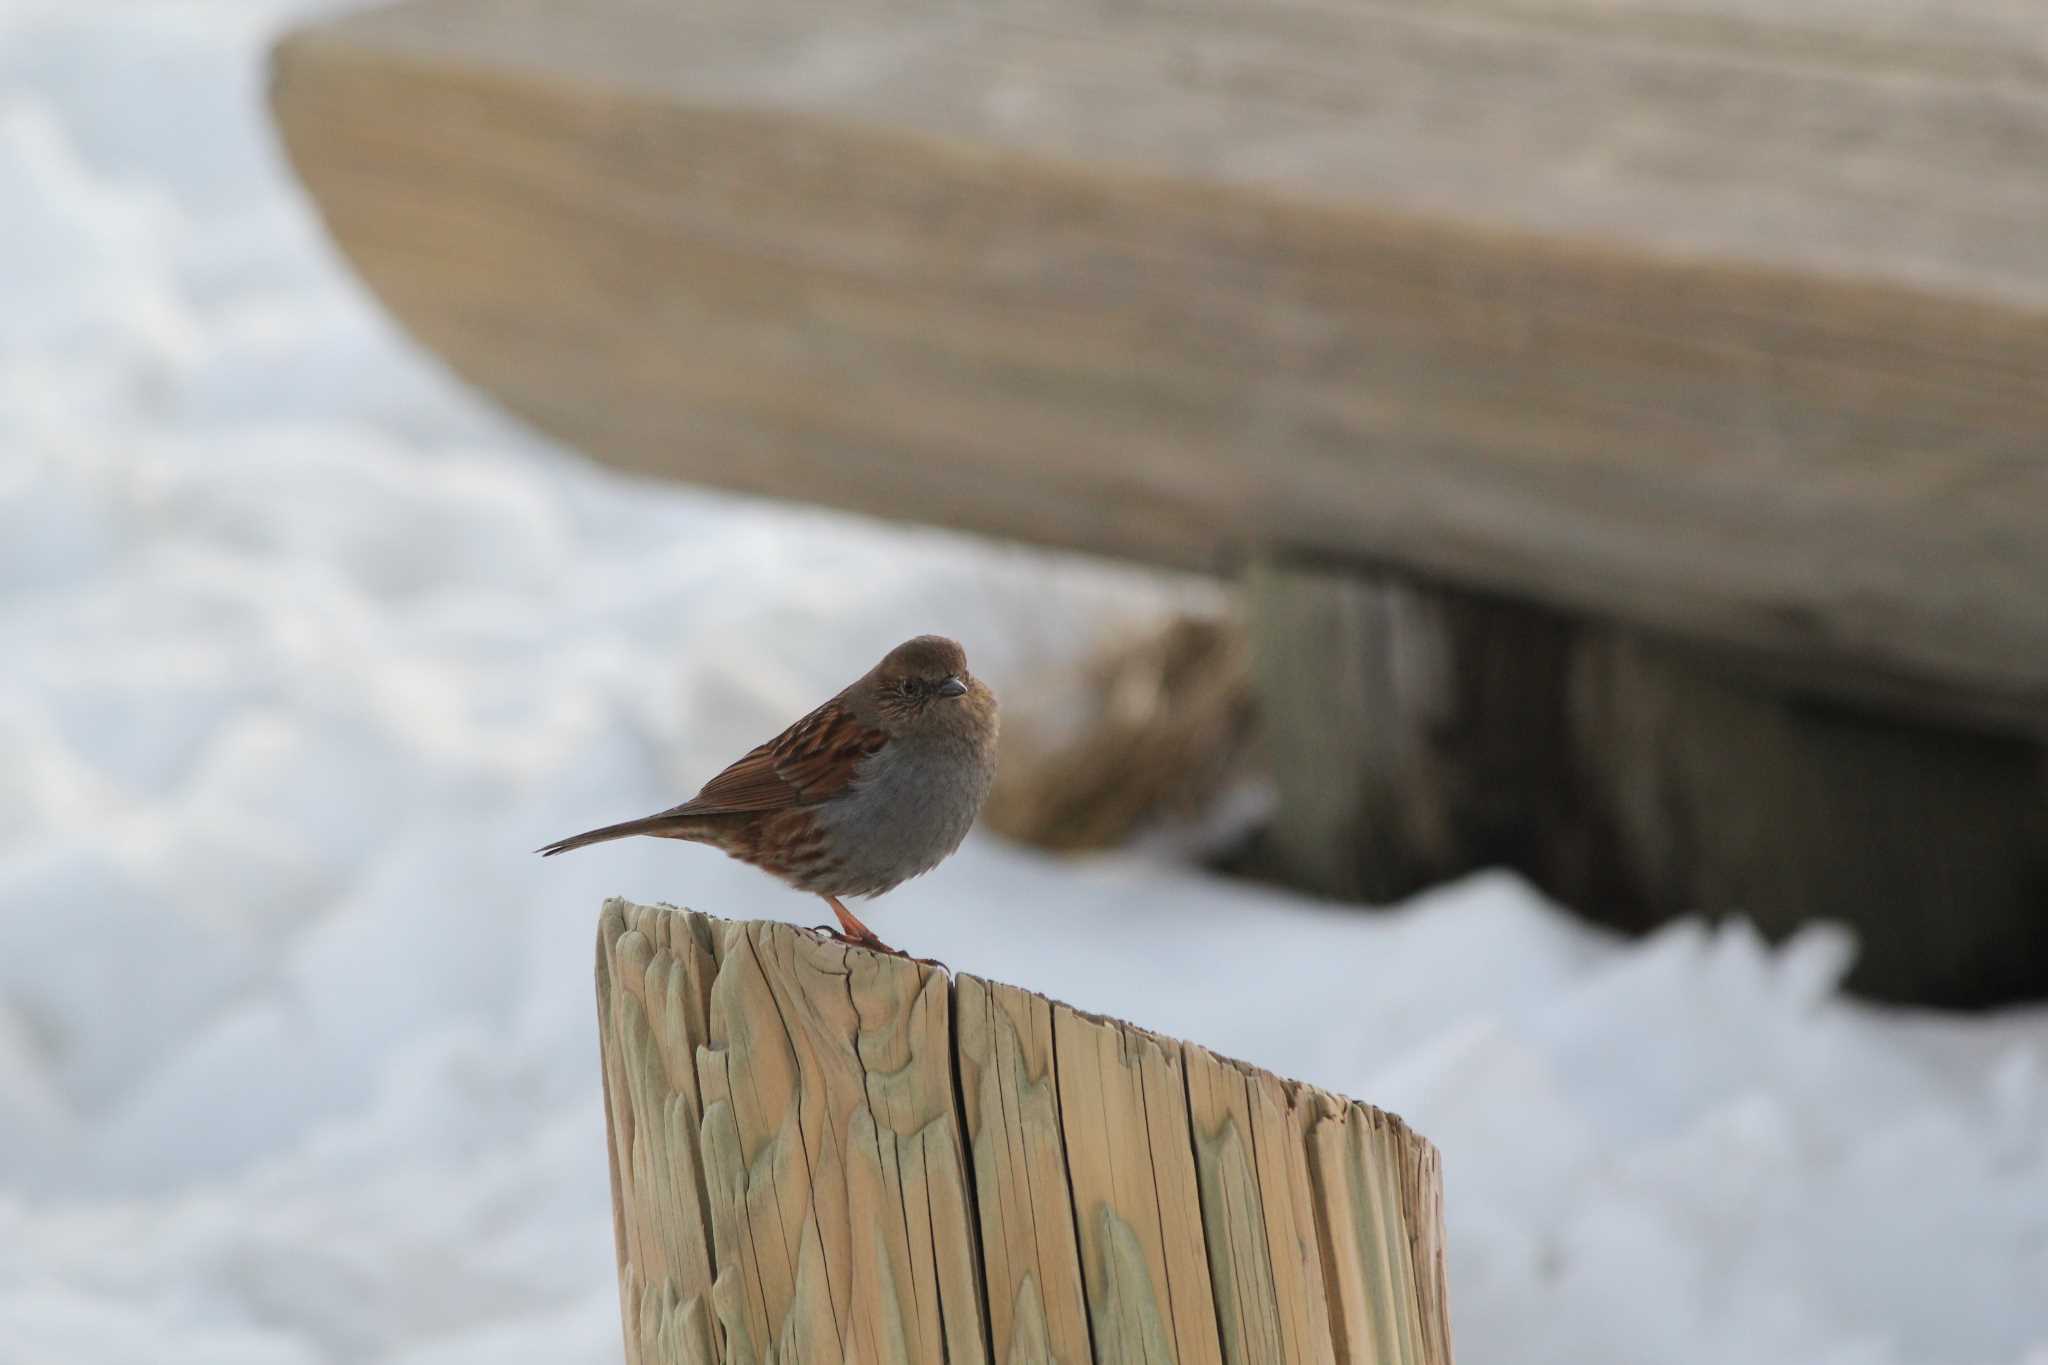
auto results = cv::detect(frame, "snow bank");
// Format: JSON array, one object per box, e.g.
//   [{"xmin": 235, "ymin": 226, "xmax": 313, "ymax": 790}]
[{"xmin": 1, "ymin": 2, "xmax": 2043, "ymax": 1362}]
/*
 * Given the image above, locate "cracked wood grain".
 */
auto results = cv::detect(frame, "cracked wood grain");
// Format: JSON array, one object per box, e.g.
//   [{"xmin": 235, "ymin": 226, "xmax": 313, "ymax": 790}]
[
  {"xmin": 599, "ymin": 900, "xmax": 724, "ymax": 1365},
  {"xmin": 1052, "ymin": 1008, "xmax": 1223, "ymax": 1365},
  {"xmin": 1183, "ymin": 1044, "xmax": 1337, "ymax": 1365},
  {"xmin": 598, "ymin": 902, "xmax": 1451, "ymax": 1365},
  {"xmin": 599, "ymin": 900, "xmax": 988, "ymax": 1365},
  {"xmin": 955, "ymin": 975, "xmax": 1092, "ymax": 1365},
  {"xmin": 1304, "ymin": 1097, "xmax": 1453, "ymax": 1365}
]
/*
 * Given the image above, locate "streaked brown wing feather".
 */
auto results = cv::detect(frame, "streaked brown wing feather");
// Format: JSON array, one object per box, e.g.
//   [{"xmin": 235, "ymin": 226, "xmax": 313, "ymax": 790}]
[{"xmin": 669, "ymin": 697, "xmax": 886, "ymax": 816}]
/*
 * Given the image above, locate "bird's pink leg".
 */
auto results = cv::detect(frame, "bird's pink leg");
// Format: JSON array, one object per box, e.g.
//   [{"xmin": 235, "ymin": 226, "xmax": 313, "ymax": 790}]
[{"xmin": 820, "ymin": 894, "xmax": 901, "ymax": 956}]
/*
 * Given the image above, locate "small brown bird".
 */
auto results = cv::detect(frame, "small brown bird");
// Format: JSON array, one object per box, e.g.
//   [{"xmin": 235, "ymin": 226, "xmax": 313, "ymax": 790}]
[{"xmin": 537, "ymin": 635, "xmax": 998, "ymax": 955}]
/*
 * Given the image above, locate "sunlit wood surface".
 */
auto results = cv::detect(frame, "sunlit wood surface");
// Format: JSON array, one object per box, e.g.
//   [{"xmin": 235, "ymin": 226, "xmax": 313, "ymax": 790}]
[{"xmin": 594, "ymin": 899, "xmax": 1453, "ymax": 1364}]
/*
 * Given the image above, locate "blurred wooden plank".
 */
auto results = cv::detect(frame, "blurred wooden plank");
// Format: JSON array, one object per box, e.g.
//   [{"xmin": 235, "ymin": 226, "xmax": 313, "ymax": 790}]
[
  {"xmin": 270, "ymin": 0, "xmax": 2048, "ymax": 733},
  {"xmin": 278, "ymin": 0, "xmax": 2048, "ymax": 298},
  {"xmin": 598, "ymin": 900, "xmax": 1455, "ymax": 1364}
]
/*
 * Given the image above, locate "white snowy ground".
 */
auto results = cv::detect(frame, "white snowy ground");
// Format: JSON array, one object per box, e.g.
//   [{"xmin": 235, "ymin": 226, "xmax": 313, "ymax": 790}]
[{"xmin": 2, "ymin": 2, "xmax": 2045, "ymax": 1362}]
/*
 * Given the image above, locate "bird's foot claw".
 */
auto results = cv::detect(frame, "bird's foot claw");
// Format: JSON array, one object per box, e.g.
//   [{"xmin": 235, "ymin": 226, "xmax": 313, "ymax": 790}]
[
  {"xmin": 806, "ymin": 935, "xmax": 944, "ymax": 970},
  {"xmin": 808, "ymin": 923, "xmax": 913, "ymax": 958}
]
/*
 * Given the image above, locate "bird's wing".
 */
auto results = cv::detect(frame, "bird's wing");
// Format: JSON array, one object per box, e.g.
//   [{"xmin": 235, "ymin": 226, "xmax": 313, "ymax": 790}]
[{"xmin": 670, "ymin": 697, "xmax": 888, "ymax": 815}]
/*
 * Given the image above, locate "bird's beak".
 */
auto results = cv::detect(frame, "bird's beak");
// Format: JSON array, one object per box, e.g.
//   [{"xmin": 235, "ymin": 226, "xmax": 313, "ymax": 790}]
[{"xmin": 936, "ymin": 676, "xmax": 968, "ymax": 698}]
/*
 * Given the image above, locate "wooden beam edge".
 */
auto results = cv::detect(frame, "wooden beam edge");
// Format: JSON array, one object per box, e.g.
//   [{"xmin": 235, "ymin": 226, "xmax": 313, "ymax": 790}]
[{"xmin": 267, "ymin": 13, "xmax": 2048, "ymax": 338}]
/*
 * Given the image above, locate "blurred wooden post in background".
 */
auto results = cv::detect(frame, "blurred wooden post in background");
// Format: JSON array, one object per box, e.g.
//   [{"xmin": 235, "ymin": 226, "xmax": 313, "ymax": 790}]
[
  {"xmin": 1247, "ymin": 557, "xmax": 2048, "ymax": 1003},
  {"xmin": 595, "ymin": 899, "xmax": 1452, "ymax": 1365}
]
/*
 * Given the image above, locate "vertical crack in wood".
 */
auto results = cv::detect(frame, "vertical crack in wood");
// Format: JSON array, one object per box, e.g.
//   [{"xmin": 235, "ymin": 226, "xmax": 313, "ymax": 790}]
[
  {"xmin": 597, "ymin": 898, "xmax": 727, "ymax": 1364},
  {"xmin": 1181, "ymin": 1046, "xmax": 1344, "ymax": 1365},
  {"xmin": 1180, "ymin": 1049, "xmax": 1244, "ymax": 1361},
  {"xmin": 957, "ymin": 975, "xmax": 1092, "ymax": 1365},
  {"xmin": 944, "ymin": 976, "xmax": 1002, "ymax": 1365},
  {"xmin": 597, "ymin": 906, "xmax": 633, "ymax": 1356},
  {"xmin": 1054, "ymin": 1007, "xmax": 1222, "ymax": 1365},
  {"xmin": 1133, "ymin": 1030, "xmax": 1185, "ymax": 1359},
  {"xmin": 1301, "ymin": 1096, "xmax": 1360, "ymax": 1365},
  {"xmin": 1040, "ymin": 1008, "xmax": 1098, "ymax": 1365}
]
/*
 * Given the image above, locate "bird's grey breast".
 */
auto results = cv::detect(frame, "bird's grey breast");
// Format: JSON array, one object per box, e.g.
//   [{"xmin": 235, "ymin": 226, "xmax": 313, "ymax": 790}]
[{"xmin": 812, "ymin": 729, "xmax": 995, "ymax": 896}]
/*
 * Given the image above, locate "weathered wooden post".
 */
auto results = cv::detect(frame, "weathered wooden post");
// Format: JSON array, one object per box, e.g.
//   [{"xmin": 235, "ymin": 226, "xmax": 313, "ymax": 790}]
[{"xmin": 595, "ymin": 899, "xmax": 1452, "ymax": 1365}]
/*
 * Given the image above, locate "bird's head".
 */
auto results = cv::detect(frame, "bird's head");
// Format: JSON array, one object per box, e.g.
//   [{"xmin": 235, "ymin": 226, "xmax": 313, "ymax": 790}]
[{"xmin": 864, "ymin": 634, "xmax": 996, "ymax": 737}]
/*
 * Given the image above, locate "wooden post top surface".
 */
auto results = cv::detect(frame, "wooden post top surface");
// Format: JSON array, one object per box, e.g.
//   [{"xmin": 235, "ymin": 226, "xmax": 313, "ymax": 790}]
[
  {"xmin": 593, "ymin": 898, "xmax": 1453, "ymax": 1363},
  {"xmin": 272, "ymin": 0, "xmax": 2048, "ymax": 733}
]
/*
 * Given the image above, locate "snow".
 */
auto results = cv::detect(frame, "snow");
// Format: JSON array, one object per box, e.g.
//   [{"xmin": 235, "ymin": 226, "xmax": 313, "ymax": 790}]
[{"xmin": 1, "ymin": 2, "xmax": 2044, "ymax": 1362}]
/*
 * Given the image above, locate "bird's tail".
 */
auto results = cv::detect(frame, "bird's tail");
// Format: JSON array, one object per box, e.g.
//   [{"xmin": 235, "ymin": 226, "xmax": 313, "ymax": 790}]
[{"xmin": 535, "ymin": 812, "xmax": 695, "ymax": 857}]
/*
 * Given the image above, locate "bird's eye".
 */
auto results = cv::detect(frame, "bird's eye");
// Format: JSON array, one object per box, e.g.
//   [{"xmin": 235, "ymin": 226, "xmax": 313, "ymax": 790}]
[{"xmin": 898, "ymin": 679, "xmax": 919, "ymax": 697}]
